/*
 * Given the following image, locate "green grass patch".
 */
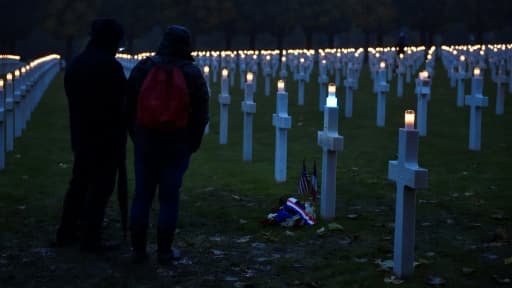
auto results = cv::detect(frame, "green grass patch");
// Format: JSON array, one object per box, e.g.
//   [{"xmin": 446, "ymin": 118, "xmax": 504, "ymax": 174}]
[{"xmin": 0, "ymin": 61, "xmax": 511, "ymax": 287}]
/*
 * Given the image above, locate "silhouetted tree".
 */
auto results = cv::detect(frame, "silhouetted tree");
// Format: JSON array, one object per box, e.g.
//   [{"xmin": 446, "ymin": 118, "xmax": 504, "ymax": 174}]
[
  {"xmin": 42, "ymin": 0, "xmax": 99, "ymax": 62},
  {"xmin": 99, "ymin": 0, "xmax": 159, "ymax": 53}
]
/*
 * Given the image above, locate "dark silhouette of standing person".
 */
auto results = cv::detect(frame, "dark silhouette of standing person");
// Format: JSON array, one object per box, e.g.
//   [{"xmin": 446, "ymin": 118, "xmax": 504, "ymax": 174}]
[
  {"xmin": 56, "ymin": 18, "xmax": 127, "ymax": 252},
  {"xmin": 397, "ymin": 31, "xmax": 406, "ymax": 55},
  {"xmin": 126, "ymin": 25, "xmax": 209, "ymax": 264}
]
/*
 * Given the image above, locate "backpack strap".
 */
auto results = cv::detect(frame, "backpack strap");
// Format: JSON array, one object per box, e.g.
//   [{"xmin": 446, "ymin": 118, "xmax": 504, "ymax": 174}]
[{"xmin": 148, "ymin": 55, "xmax": 187, "ymax": 71}]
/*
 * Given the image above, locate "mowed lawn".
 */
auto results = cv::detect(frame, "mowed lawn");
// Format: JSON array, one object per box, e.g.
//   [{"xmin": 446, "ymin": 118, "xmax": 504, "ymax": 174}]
[{"xmin": 0, "ymin": 57, "xmax": 511, "ymax": 287}]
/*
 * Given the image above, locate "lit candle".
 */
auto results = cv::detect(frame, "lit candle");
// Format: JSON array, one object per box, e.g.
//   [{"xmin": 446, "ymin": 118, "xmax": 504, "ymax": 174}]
[
  {"xmin": 419, "ymin": 70, "xmax": 429, "ymax": 80},
  {"xmin": 14, "ymin": 69, "xmax": 20, "ymax": 78},
  {"xmin": 404, "ymin": 110, "xmax": 415, "ymax": 130},
  {"xmin": 473, "ymin": 67, "xmax": 481, "ymax": 77},
  {"xmin": 277, "ymin": 80, "xmax": 285, "ymax": 92},
  {"xmin": 326, "ymin": 83, "xmax": 337, "ymax": 107},
  {"xmin": 203, "ymin": 65, "xmax": 210, "ymax": 75},
  {"xmin": 0, "ymin": 79, "xmax": 3, "ymax": 89},
  {"xmin": 399, "ymin": 53, "xmax": 404, "ymax": 59},
  {"xmin": 6, "ymin": 73, "xmax": 12, "ymax": 82},
  {"xmin": 460, "ymin": 55, "xmax": 465, "ymax": 62},
  {"xmin": 222, "ymin": 68, "xmax": 228, "ymax": 78},
  {"xmin": 380, "ymin": 61, "xmax": 386, "ymax": 69},
  {"xmin": 300, "ymin": 58, "xmax": 304, "ymax": 64},
  {"xmin": 246, "ymin": 72, "xmax": 253, "ymax": 84}
]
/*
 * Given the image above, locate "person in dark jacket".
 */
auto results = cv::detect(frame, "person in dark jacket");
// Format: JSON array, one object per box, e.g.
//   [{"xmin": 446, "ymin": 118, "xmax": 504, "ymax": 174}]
[
  {"xmin": 127, "ymin": 25, "xmax": 209, "ymax": 264},
  {"xmin": 56, "ymin": 18, "xmax": 127, "ymax": 252}
]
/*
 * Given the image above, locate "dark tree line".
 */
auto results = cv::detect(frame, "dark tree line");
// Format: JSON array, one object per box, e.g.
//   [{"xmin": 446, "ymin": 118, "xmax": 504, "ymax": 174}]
[{"xmin": 1, "ymin": 0, "xmax": 511, "ymax": 59}]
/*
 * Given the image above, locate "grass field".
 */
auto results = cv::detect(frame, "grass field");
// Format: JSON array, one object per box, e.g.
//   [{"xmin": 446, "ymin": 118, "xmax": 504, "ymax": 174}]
[{"xmin": 0, "ymin": 57, "xmax": 511, "ymax": 287}]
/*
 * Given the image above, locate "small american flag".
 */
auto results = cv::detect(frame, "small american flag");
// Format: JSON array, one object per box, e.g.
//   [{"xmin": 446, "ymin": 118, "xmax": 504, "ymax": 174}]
[
  {"xmin": 310, "ymin": 161, "xmax": 318, "ymax": 202},
  {"xmin": 298, "ymin": 160, "xmax": 310, "ymax": 194}
]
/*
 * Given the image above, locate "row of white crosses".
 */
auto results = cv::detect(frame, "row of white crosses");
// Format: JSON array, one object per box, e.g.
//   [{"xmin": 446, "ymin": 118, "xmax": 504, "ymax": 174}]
[
  {"xmin": 367, "ymin": 47, "xmax": 427, "ymax": 127},
  {"xmin": 441, "ymin": 44, "xmax": 511, "ymax": 114},
  {"xmin": 440, "ymin": 44, "xmax": 512, "ymax": 150},
  {"xmin": 0, "ymin": 54, "xmax": 61, "ymax": 170},
  {"xmin": 0, "ymin": 55, "xmax": 23, "ymax": 75}
]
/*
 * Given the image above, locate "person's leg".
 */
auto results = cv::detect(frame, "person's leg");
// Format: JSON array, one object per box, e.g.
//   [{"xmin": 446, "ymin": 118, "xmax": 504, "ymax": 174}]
[
  {"xmin": 157, "ymin": 145, "xmax": 191, "ymax": 264},
  {"xmin": 130, "ymin": 137, "xmax": 158, "ymax": 261},
  {"xmin": 80, "ymin": 155, "xmax": 118, "ymax": 251},
  {"xmin": 56, "ymin": 152, "xmax": 88, "ymax": 245}
]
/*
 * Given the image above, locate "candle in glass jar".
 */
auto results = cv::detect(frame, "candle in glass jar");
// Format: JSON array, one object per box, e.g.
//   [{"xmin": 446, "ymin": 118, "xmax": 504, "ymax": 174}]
[{"xmin": 405, "ymin": 110, "xmax": 415, "ymax": 130}]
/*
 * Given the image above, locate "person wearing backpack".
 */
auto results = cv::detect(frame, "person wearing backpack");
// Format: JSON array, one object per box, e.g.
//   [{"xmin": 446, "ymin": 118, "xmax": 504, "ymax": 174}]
[{"xmin": 126, "ymin": 25, "xmax": 209, "ymax": 265}]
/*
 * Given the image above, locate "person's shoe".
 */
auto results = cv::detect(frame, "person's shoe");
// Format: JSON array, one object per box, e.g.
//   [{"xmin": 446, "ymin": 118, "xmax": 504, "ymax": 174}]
[
  {"xmin": 80, "ymin": 240, "xmax": 121, "ymax": 254},
  {"xmin": 157, "ymin": 247, "xmax": 181, "ymax": 265}
]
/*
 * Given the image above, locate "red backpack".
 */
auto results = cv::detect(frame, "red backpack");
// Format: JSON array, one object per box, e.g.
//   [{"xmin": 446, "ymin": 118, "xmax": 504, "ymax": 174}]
[{"xmin": 136, "ymin": 61, "xmax": 189, "ymax": 131}]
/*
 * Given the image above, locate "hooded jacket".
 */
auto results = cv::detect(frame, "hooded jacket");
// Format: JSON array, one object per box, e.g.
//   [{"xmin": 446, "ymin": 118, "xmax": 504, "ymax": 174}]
[
  {"xmin": 64, "ymin": 18, "xmax": 127, "ymax": 160},
  {"xmin": 126, "ymin": 25, "xmax": 209, "ymax": 153}
]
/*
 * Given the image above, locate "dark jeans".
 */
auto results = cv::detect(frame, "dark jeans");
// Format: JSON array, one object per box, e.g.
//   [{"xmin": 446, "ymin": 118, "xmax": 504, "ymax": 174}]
[
  {"xmin": 130, "ymin": 130, "xmax": 191, "ymax": 237},
  {"xmin": 57, "ymin": 148, "xmax": 118, "ymax": 247}
]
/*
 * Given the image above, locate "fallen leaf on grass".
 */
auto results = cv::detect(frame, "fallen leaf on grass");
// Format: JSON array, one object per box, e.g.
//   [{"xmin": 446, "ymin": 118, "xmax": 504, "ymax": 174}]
[
  {"xmin": 384, "ymin": 275, "xmax": 404, "ymax": 284},
  {"xmin": 289, "ymin": 280, "xmax": 320, "ymax": 287},
  {"xmin": 224, "ymin": 275, "xmax": 239, "ymax": 281},
  {"xmin": 375, "ymin": 259, "xmax": 393, "ymax": 271},
  {"xmin": 261, "ymin": 232, "xmax": 278, "ymax": 242},
  {"xmin": 239, "ymin": 219, "xmax": 248, "ymax": 224},
  {"xmin": 354, "ymin": 257, "xmax": 368, "ymax": 263},
  {"xmin": 491, "ymin": 213, "xmax": 509, "ymax": 220},
  {"xmin": 462, "ymin": 267, "xmax": 475, "ymax": 275},
  {"xmin": 482, "ymin": 252, "xmax": 499, "ymax": 260},
  {"xmin": 156, "ymin": 269, "xmax": 174, "ymax": 277},
  {"xmin": 327, "ymin": 223, "xmax": 344, "ymax": 231},
  {"xmin": 418, "ymin": 199, "xmax": 439, "ymax": 204},
  {"xmin": 175, "ymin": 257, "xmax": 193, "ymax": 265},
  {"xmin": 346, "ymin": 213, "xmax": 359, "ymax": 219},
  {"xmin": 504, "ymin": 257, "xmax": 512, "ymax": 265},
  {"xmin": 58, "ymin": 163, "xmax": 68, "ymax": 168},
  {"xmin": 493, "ymin": 275, "xmax": 511, "ymax": 284},
  {"xmin": 17, "ymin": 205, "xmax": 26, "ymax": 210},
  {"xmin": 209, "ymin": 235, "xmax": 222, "ymax": 241},
  {"xmin": 425, "ymin": 276, "xmax": 446, "ymax": 286},
  {"xmin": 316, "ymin": 227, "xmax": 326, "ymax": 236},
  {"xmin": 425, "ymin": 252, "xmax": 436, "ymax": 258},
  {"xmin": 231, "ymin": 195, "xmax": 241, "ymax": 200},
  {"xmin": 421, "ymin": 222, "xmax": 432, "ymax": 227},
  {"xmin": 242, "ymin": 268, "xmax": 256, "ymax": 278},
  {"xmin": 210, "ymin": 249, "xmax": 225, "ymax": 258},
  {"xmin": 235, "ymin": 236, "xmax": 251, "ymax": 243},
  {"xmin": 285, "ymin": 230, "xmax": 295, "ymax": 237}
]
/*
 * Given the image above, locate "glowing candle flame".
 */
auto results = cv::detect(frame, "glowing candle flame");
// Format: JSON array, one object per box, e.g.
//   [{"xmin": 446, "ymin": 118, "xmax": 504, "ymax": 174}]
[
  {"xmin": 246, "ymin": 72, "xmax": 253, "ymax": 83},
  {"xmin": 419, "ymin": 70, "xmax": 429, "ymax": 80},
  {"xmin": 277, "ymin": 80, "xmax": 285, "ymax": 92},
  {"xmin": 326, "ymin": 83, "xmax": 337, "ymax": 107},
  {"xmin": 473, "ymin": 67, "xmax": 481, "ymax": 77},
  {"xmin": 405, "ymin": 110, "xmax": 415, "ymax": 130}
]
